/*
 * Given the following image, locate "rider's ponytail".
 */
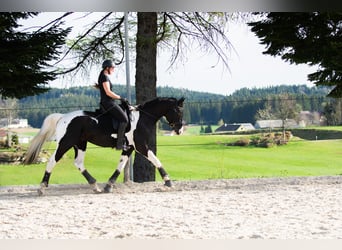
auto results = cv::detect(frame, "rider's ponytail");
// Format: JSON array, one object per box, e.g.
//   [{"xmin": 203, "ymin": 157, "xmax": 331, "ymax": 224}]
[{"xmin": 94, "ymin": 69, "xmax": 105, "ymax": 89}]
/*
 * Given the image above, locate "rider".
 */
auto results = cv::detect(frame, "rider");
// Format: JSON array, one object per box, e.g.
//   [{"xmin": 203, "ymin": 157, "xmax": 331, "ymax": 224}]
[{"xmin": 96, "ymin": 59, "xmax": 128, "ymax": 150}]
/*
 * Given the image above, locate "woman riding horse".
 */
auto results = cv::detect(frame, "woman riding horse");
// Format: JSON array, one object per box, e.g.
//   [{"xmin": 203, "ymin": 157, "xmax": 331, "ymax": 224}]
[
  {"xmin": 95, "ymin": 59, "xmax": 128, "ymax": 150},
  {"xmin": 24, "ymin": 97, "xmax": 185, "ymax": 195}
]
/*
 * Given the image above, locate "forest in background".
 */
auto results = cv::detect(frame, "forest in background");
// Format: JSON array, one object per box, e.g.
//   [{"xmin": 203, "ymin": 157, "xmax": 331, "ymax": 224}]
[{"xmin": 2, "ymin": 84, "xmax": 341, "ymax": 129}]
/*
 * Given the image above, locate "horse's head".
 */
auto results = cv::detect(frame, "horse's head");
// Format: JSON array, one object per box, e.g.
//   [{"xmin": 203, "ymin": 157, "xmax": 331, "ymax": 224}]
[{"xmin": 164, "ymin": 97, "xmax": 185, "ymax": 135}]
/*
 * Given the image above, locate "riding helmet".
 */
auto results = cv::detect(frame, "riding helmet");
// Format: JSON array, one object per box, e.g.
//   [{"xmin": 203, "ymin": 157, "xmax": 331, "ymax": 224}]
[{"xmin": 102, "ymin": 59, "xmax": 114, "ymax": 69}]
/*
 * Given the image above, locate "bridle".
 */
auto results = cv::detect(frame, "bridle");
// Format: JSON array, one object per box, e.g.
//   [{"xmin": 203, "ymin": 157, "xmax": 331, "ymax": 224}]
[
  {"xmin": 165, "ymin": 106, "xmax": 183, "ymax": 130},
  {"xmin": 136, "ymin": 105, "xmax": 182, "ymax": 130}
]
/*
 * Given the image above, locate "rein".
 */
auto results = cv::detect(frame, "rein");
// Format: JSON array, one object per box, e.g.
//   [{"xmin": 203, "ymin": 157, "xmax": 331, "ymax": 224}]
[
  {"xmin": 135, "ymin": 106, "xmax": 159, "ymax": 121},
  {"xmin": 136, "ymin": 105, "xmax": 179, "ymax": 129},
  {"xmin": 93, "ymin": 99, "xmax": 179, "ymax": 129}
]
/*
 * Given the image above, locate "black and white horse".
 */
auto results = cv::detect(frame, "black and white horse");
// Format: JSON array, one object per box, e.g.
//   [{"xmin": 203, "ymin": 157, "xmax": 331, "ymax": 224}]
[{"xmin": 24, "ymin": 97, "xmax": 185, "ymax": 195}]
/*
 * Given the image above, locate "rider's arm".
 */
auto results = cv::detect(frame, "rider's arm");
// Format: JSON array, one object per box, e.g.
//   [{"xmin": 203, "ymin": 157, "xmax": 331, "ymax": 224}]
[{"xmin": 103, "ymin": 81, "xmax": 121, "ymax": 100}]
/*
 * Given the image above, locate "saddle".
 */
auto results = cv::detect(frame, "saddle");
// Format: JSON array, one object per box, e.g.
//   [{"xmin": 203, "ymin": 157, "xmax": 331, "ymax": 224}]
[{"xmin": 97, "ymin": 101, "xmax": 132, "ymax": 133}]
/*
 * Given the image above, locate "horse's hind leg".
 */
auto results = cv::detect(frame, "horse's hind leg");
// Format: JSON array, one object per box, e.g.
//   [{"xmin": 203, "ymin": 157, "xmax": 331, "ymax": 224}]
[
  {"xmin": 103, "ymin": 146, "xmax": 134, "ymax": 193},
  {"xmin": 38, "ymin": 140, "xmax": 72, "ymax": 195},
  {"xmin": 38, "ymin": 138, "xmax": 75, "ymax": 195},
  {"xmin": 38, "ymin": 151, "xmax": 58, "ymax": 195},
  {"xmin": 73, "ymin": 143, "xmax": 101, "ymax": 194}
]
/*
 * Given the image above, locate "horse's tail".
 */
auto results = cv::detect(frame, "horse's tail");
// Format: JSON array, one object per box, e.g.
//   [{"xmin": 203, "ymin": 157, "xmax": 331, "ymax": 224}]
[{"xmin": 24, "ymin": 113, "xmax": 64, "ymax": 164}]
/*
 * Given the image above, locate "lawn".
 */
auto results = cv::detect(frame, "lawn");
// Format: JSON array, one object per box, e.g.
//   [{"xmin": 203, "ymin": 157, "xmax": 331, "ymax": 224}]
[{"xmin": 1, "ymin": 133, "xmax": 341, "ymax": 186}]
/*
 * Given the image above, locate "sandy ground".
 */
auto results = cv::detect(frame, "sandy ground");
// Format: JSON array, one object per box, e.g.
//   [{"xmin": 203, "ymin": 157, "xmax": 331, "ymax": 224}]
[{"xmin": 0, "ymin": 176, "xmax": 341, "ymax": 239}]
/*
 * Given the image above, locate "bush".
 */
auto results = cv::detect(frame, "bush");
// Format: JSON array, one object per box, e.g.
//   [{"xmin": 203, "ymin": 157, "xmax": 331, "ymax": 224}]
[{"xmin": 229, "ymin": 131, "xmax": 293, "ymax": 148}]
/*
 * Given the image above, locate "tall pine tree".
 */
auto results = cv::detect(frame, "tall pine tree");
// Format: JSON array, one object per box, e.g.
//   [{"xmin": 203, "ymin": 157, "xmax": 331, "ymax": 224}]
[
  {"xmin": 0, "ymin": 12, "xmax": 70, "ymax": 99},
  {"xmin": 249, "ymin": 12, "xmax": 342, "ymax": 97}
]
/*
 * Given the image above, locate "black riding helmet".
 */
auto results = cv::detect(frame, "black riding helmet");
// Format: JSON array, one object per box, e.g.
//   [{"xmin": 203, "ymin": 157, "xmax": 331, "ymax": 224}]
[{"xmin": 102, "ymin": 59, "xmax": 114, "ymax": 69}]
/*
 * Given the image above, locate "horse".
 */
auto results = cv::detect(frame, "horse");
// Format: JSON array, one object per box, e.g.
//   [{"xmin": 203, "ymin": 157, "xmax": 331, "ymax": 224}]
[{"xmin": 24, "ymin": 97, "xmax": 185, "ymax": 195}]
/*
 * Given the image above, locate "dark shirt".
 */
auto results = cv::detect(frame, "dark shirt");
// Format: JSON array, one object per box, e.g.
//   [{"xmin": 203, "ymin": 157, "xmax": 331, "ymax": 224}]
[{"xmin": 98, "ymin": 71, "xmax": 113, "ymax": 104}]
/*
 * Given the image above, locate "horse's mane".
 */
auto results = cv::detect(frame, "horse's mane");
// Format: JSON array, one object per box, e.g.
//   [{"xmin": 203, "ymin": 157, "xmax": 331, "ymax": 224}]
[{"xmin": 138, "ymin": 97, "xmax": 177, "ymax": 109}]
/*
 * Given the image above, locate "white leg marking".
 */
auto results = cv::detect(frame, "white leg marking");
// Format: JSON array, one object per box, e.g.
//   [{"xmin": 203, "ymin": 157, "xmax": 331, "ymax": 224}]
[
  {"xmin": 117, "ymin": 155, "xmax": 129, "ymax": 172},
  {"xmin": 147, "ymin": 150, "xmax": 170, "ymax": 181},
  {"xmin": 74, "ymin": 149, "xmax": 86, "ymax": 172},
  {"xmin": 45, "ymin": 151, "xmax": 57, "ymax": 173},
  {"xmin": 147, "ymin": 150, "xmax": 162, "ymax": 168}
]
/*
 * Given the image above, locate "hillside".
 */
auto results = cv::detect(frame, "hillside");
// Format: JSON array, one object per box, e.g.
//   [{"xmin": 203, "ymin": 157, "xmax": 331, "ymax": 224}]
[{"xmin": 16, "ymin": 84, "xmax": 332, "ymax": 128}]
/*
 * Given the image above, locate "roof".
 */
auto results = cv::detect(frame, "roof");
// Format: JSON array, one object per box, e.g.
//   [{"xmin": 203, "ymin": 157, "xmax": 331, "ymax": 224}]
[
  {"xmin": 215, "ymin": 123, "xmax": 255, "ymax": 133},
  {"xmin": 254, "ymin": 119, "xmax": 298, "ymax": 129}
]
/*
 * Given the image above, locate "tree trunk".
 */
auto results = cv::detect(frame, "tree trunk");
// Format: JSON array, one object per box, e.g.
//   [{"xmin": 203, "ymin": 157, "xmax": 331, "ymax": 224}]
[{"xmin": 133, "ymin": 12, "xmax": 157, "ymax": 182}]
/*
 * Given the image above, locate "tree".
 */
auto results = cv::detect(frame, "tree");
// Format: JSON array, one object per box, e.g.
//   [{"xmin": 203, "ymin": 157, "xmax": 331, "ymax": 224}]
[
  {"xmin": 323, "ymin": 99, "xmax": 342, "ymax": 125},
  {"xmin": 133, "ymin": 12, "xmax": 158, "ymax": 182},
  {"xmin": 0, "ymin": 12, "xmax": 71, "ymax": 99},
  {"xmin": 131, "ymin": 12, "xmax": 234, "ymax": 181},
  {"xmin": 248, "ymin": 12, "xmax": 342, "ymax": 97},
  {"xmin": 275, "ymin": 94, "xmax": 302, "ymax": 141},
  {"xmin": 0, "ymin": 98, "xmax": 18, "ymax": 124},
  {"xmin": 255, "ymin": 102, "xmax": 274, "ymax": 121}
]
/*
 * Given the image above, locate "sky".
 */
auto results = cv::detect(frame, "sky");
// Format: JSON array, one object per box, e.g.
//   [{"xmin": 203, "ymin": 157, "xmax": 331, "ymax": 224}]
[
  {"xmin": 155, "ymin": 22, "xmax": 317, "ymax": 95},
  {"xmin": 22, "ymin": 12, "xmax": 317, "ymax": 96}
]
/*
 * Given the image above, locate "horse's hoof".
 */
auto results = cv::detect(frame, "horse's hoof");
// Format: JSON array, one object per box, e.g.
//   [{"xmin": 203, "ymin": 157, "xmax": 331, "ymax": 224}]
[
  {"xmin": 164, "ymin": 180, "xmax": 172, "ymax": 187},
  {"xmin": 37, "ymin": 183, "xmax": 47, "ymax": 196},
  {"xmin": 103, "ymin": 184, "xmax": 113, "ymax": 193},
  {"xmin": 37, "ymin": 188, "xmax": 45, "ymax": 196},
  {"xmin": 91, "ymin": 183, "xmax": 102, "ymax": 194}
]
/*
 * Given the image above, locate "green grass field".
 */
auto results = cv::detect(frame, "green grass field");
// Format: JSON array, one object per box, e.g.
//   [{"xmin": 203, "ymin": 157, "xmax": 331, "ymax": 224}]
[{"xmin": 1, "ymin": 132, "xmax": 342, "ymax": 186}]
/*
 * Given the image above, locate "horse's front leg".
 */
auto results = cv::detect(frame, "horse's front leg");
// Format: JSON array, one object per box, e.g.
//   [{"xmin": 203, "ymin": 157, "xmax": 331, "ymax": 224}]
[
  {"xmin": 104, "ymin": 146, "xmax": 134, "ymax": 193},
  {"xmin": 145, "ymin": 150, "xmax": 172, "ymax": 187}
]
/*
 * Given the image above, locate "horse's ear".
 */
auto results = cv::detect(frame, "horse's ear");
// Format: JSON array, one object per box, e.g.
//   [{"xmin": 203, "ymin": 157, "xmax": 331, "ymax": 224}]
[{"xmin": 178, "ymin": 97, "xmax": 185, "ymax": 107}]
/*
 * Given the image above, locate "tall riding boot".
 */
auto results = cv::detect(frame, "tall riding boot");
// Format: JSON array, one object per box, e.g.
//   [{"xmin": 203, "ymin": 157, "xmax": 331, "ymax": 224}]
[{"xmin": 116, "ymin": 123, "xmax": 126, "ymax": 150}]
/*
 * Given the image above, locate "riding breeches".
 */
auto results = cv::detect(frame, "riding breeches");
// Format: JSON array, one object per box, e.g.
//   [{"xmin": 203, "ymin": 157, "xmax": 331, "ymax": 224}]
[{"xmin": 101, "ymin": 101, "xmax": 128, "ymax": 124}]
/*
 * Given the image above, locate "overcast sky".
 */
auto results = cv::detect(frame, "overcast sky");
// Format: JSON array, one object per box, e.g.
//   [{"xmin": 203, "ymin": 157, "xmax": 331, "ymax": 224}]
[{"xmin": 23, "ymin": 12, "xmax": 317, "ymax": 96}]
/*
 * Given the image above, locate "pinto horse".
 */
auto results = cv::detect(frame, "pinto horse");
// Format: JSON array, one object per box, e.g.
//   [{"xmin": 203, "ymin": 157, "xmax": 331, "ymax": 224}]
[{"xmin": 24, "ymin": 97, "xmax": 185, "ymax": 195}]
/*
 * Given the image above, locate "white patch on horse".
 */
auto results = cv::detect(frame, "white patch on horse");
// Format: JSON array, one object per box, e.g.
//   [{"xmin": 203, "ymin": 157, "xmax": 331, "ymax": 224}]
[
  {"xmin": 74, "ymin": 149, "xmax": 86, "ymax": 172},
  {"xmin": 126, "ymin": 111, "xmax": 139, "ymax": 146},
  {"xmin": 110, "ymin": 110, "xmax": 139, "ymax": 142},
  {"xmin": 55, "ymin": 110, "xmax": 85, "ymax": 142}
]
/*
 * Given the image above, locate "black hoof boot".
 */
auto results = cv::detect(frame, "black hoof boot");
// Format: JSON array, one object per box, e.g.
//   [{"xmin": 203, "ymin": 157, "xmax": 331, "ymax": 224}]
[
  {"xmin": 103, "ymin": 183, "xmax": 113, "ymax": 193},
  {"xmin": 164, "ymin": 180, "xmax": 172, "ymax": 187}
]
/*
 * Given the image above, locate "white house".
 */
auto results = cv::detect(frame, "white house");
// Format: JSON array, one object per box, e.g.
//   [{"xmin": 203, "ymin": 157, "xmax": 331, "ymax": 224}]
[
  {"xmin": 215, "ymin": 123, "xmax": 255, "ymax": 133},
  {"xmin": 254, "ymin": 119, "xmax": 298, "ymax": 129},
  {"xmin": 6, "ymin": 119, "xmax": 29, "ymax": 129}
]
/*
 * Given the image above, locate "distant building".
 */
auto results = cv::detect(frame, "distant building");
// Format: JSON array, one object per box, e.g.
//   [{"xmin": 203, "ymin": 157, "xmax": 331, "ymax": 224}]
[
  {"xmin": 0, "ymin": 118, "xmax": 28, "ymax": 129},
  {"xmin": 298, "ymin": 111, "xmax": 322, "ymax": 126},
  {"xmin": 8, "ymin": 119, "xmax": 29, "ymax": 129},
  {"xmin": 215, "ymin": 123, "xmax": 255, "ymax": 133},
  {"xmin": 254, "ymin": 119, "xmax": 298, "ymax": 129}
]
